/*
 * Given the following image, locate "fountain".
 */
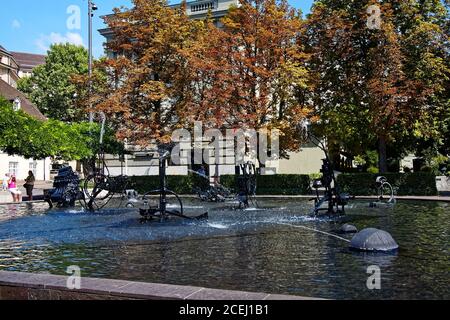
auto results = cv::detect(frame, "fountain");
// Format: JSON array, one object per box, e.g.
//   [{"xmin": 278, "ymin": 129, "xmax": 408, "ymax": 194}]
[
  {"xmin": 369, "ymin": 176, "xmax": 396, "ymax": 208},
  {"xmin": 308, "ymin": 134, "xmax": 354, "ymax": 216},
  {"xmin": 236, "ymin": 162, "xmax": 258, "ymax": 209},
  {"xmin": 44, "ymin": 166, "xmax": 84, "ymax": 209},
  {"xmin": 190, "ymin": 170, "xmax": 233, "ymax": 203},
  {"xmin": 138, "ymin": 146, "xmax": 209, "ymax": 223}
]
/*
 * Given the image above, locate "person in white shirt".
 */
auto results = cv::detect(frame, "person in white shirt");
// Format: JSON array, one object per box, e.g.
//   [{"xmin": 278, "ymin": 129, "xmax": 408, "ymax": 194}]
[{"xmin": 2, "ymin": 173, "xmax": 9, "ymax": 191}]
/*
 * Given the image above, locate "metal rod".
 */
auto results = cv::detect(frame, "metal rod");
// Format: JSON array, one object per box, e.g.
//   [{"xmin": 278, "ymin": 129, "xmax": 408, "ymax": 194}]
[{"xmin": 88, "ymin": 0, "xmax": 93, "ymax": 123}]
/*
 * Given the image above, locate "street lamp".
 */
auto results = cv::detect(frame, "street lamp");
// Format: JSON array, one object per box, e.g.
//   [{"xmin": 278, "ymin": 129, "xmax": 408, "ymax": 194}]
[{"xmin": 88, "ymin": 0, "xmax": 98, "ymax": 123}]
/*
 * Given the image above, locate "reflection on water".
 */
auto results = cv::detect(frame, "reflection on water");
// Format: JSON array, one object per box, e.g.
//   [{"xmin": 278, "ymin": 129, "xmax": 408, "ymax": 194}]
[{"xmin": 0, "ymin": 199, "xmax": 448, "ymax": 299}]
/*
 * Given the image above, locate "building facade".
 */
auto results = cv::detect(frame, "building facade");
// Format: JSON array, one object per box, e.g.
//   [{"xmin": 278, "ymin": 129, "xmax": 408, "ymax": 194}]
[
  {"xmin": 11, "ymin": 51, "xmax": 46, "ymax": 78},
  {"xmin": 0, "ymin": 45, "xmax": 50, "ymax": 181},
  {"xmin": 0, "ymin": 45, "xmax": 20, "ymax": 88}
]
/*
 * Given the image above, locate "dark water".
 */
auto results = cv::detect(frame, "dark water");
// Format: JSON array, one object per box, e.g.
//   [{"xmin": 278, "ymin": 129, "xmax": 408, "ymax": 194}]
[{"xmin": 0, "ymin": 199, "xmax": 448, "ymax": 300}]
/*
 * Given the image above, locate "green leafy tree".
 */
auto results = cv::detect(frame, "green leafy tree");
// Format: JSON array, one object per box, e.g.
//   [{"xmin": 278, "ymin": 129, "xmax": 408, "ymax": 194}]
[
  {"xmin": 305, "ymin": 0, "xmax": 449, "ymax": 172},
  {"xmin": 17, "ymin": 43, "xmax": 89, "ymax": 122},
  {"xmin": 0, "ymin": 96, "xmax": 123, "ymax": 161}
]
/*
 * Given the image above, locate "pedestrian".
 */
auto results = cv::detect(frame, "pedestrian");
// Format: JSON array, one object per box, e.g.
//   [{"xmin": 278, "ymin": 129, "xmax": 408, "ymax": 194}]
[
  {"xmin": 198, "ymin": 166, "xmax": 207, "ymax": 177},
  {"xmin": 24, "ymin": 171, "xmax": 35, "ymax": 201},
  {"xmin": 8, "ymin": 176, "xmax": 22, "ymax": 203},
  {"xmin": 2, "ymin": 173, "xmax": 9, "ymax": 191}
]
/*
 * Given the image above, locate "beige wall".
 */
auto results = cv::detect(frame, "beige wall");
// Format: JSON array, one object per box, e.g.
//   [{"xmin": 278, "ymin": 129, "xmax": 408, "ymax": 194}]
[{"xmin": 278, "ymin": 147, "xmax": 324, "ymax": 175}]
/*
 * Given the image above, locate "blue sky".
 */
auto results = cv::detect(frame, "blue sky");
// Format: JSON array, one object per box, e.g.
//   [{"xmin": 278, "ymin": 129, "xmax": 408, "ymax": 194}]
[{"xmin": 0, "ymin": 0, "xmax": 314, "ymax": 58}]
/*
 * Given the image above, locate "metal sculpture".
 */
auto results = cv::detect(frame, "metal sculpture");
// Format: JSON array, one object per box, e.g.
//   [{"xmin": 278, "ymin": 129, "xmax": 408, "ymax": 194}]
[
  {"xmin": 190, "ymin": 170, "xmax": 232, "ymax": 202},
  {"xmin": 236, "ymin": 162, "xmax": 258, "ymax": 209},
  {"xmin": 308, "ymin": 134, "xmax": 353, "ymax": 216},
  {"xmin": 369, "ymin": 176, "xmax": 396, "ymax": 207},
  {"xmin": 139, "ymin": 147, "xmax": 209, "ymax": 223},
  {"xmin": 44, "ymin": 166, "xmax": 84, "ymax": 209},
  {"xmin": 82, "ymin": 114, "xmax": 130, "ymax": 211}
]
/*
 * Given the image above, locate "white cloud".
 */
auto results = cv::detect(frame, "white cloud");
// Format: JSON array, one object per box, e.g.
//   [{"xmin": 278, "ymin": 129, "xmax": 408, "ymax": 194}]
[
  {"xmin": 12, "ymin": 19, "xmax": 21, "ymax": 29},
  {"xmin": 35, "ymin": 32, "xmax": 84, "ymax": 53}
]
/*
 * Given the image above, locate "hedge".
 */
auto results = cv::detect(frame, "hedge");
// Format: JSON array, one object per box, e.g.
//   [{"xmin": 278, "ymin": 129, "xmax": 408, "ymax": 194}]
[
  {"xmin": 130, "ymin": 174, "xmax": 311, "ymax": 195},
  {"xmin": 220, "ymin": 174, "xmax": 311, "ymax": 195},
  {"xmin": 129, "ymin": 174, "xmax": 209, "ymax": 195},
  {"xmin": 337, "ymin": 173, "xmax": 438, "ymax": 196}
]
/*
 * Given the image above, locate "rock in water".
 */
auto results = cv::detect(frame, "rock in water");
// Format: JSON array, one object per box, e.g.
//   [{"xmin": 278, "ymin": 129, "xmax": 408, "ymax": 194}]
[
  {"xmin": 341, "ymin": 224, "xmax": 358, "ymax": 234},
  {"xmin": 350, "ymin": 228, "xmax": 399, "ymax": 252}
]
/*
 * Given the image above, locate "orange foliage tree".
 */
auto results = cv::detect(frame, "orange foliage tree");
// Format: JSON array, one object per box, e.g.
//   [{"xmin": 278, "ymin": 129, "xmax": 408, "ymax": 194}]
[
  {"xmin": 187, "ymin": 0, "xmax": 312, "ymax": 163},
  {"xmin": 75, "ymin": 0, "xmax": 312, "ymax": 165}
]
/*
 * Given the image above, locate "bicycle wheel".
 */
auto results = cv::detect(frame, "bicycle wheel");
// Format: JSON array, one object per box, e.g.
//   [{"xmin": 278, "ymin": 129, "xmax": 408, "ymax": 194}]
[
  {"xmin": 379, "ymin": 182, "xmax": 395, "ymax": 202},
  {"xmin": 84, "ymin": 173, "xmax": 112, "ymax": 201},
  {"xmin": 140, "ymin": 189, "xmax": 184, "ymax": 220}
]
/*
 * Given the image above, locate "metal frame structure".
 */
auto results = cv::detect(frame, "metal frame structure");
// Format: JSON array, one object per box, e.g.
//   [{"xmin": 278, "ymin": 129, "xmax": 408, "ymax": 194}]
[
  {"xmin": 308, "ymin": 134, "xmax": 353, "ymax": 216},
  {"xmin": 369, "ymin": 176, "xmax": 396, "ymax": 207},
  {"xmin": 139, "ymin": 148, "xmax": 208, "ymax": 223},
  {"xmin": 190, "ymin": 170, "xmax": 233, "ymax": 202},
  {"xmin": 236, "ymin": 162, "xmax": 258, "ymax": 209}
]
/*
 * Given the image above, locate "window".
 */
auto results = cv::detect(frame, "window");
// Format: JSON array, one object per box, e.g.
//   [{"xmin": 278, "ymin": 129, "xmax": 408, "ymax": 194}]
[{"xmin": 9, "ymin": 162, "xmax": 18, "ymax": 176}]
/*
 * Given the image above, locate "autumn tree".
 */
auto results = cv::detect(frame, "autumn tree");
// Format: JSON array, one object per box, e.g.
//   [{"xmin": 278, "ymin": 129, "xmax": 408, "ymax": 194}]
[
  {"xmin": 74, "ymin": 0, "xmax": 208, "ymax": 148},
  {"xmin": 305, "ymin": 0, "xmax": 449, "ymax": 172},
  {"xmin": 75, "ymin": 0, "xmax": 311, "ymax": 170},
  {"xmin": 185, "ymin": 0, "xmax": 311, "ymax": 165}
]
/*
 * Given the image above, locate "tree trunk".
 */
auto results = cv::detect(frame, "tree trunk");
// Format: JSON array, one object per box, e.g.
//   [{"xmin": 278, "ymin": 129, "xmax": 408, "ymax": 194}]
[{"xmin": 378, "ymin": 137, "xmax": 388, "ymax": 173}]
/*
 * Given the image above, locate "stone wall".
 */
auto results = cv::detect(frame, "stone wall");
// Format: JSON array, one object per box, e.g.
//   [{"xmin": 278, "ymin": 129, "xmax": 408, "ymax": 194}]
[{"xmin": 0, "ymin": 271, "xmax": 313, "ymax": 300}]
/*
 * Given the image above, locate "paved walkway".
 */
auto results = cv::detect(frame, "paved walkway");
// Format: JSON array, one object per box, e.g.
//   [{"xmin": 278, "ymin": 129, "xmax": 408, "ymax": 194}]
[{"xmin": 0, "ymin": 181, "xmax": 53, "ymax": 204}]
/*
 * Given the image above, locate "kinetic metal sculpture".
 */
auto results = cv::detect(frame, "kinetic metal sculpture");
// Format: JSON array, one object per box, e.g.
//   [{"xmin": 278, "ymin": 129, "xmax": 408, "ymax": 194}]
[
  {"xmin": 139, "ymin": 146, "xmax": 209, "ymax": 223},
  {"xmin": 308, "ymin": 134, "xmax": 353, "ymax": 216},
  {"xmin": 369, "ymin": 176, "xmax": 396, "ymax": 207},
  {"xmin": 44, "ymin": 166, "xmax": 84, "ymax": 209},
  {"xmin": 237, "ymin": 162, "xmax": 258, "ymax": 209},
  {"xmin": 82, "ymin": 113, "xmax": 130, "ymax": 211},
  {"xmin": 190, "ymin": 170, "xmax": 232, "ymax": 203}
]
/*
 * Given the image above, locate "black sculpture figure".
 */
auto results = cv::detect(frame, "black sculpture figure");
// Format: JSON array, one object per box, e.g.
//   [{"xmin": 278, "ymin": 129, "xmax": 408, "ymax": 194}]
[
  {"xmin": 190, "ymin": 169, "xmax": 232, "ymax": 203},
  {"xmin": 44, "ymin": 166, "xmax": 84, "ymax": 209},
  {"xmin": 369, "ymin": 176, "xmax": 396, "ymax": 208},
  {"xmin": 309, "ymin": 135, "xmax": 353, "ymax": 216},
  {"xmin": 83, "ymin": 152, "xmax": 130, "ymax": 211},
  {"xmin": 236, "ymin": 162, "xmax": 257, "ymax": 209},
  {"xmin": 139, "ymin": 147, "xmax": 208, "ymax": 223},
  {"xmin": 82, "ymin": 113, "xmax": 130, "ymax": 211}
]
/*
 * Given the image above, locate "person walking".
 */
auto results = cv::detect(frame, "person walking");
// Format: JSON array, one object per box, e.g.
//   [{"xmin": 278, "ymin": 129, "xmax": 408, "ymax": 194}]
[
  {"xmin": 8, "ymin": 176, "xmax": 22, "ymax": 203},
  {"xmin": 24, "ymin": 171, "xmax": 36, "ymax": 201}
]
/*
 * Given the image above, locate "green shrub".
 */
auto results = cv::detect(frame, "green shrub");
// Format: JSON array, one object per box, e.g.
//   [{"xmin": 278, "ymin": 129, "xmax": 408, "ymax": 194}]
[
  {"xmin": 130, "ymin": 175, "xmax": 207, "ymax": 194},
  {"xmin": 130, "ymin": 174, "xmax": 311, "ymax": 195},
  {"xmin": 367, "ymin": 166, "xmax": 379, "ymax": 174},
  {"xmin": 219, "ymin": 175, "xmax": 237, "ymax": 190},
  {"xmin": 337, "ymin": 173, "xmax": 438, "ymax": 196},
  {"xmin": 220, "ymin": 174, "xmax": 311, "ymax": 195}
]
